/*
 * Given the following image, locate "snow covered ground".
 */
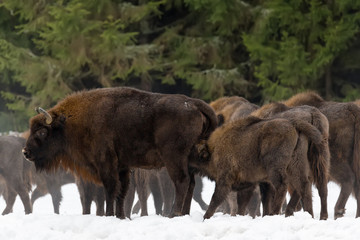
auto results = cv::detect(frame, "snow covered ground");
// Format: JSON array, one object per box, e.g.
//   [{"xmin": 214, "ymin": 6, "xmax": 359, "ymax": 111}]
[{"xmin": 0, "ymin": 180, "xmax": 359, "ymax": 240}]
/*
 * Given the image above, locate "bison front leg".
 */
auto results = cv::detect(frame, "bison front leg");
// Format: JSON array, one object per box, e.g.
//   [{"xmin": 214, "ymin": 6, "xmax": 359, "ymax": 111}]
[
  {"xmin": 204, "ymin": 182, "xmax": 231, "ymax": 219},
  {"xmin": 333, "ymin": 165, "xmax": 354, "ymax": 219},
  {"xmin": 48, "ymin": 186, "xmax": 62, "ymax": 214},
  {"xmin": 193, "ymin": 175, "xmax": 209, "ymax": 211},
  {"xmin": 285, "ymin": 188, "xmax": 301, "ymax": 217},
  {"xmin": 95, "ymin": 186, "xmax": 105, "ymax": 216},
  {"xmin": 115, "ymin": 169, "xmax": 130, "ymax": 219}
]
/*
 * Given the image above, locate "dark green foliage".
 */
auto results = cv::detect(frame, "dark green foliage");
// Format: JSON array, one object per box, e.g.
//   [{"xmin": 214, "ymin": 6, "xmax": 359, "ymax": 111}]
[
  {"xmin": 0, "ymin": 0, "xmax": 360, "ymax": 131},
  {"xmin": 243, "ymin": 0, "xmax": 360, "ymax": 102}
]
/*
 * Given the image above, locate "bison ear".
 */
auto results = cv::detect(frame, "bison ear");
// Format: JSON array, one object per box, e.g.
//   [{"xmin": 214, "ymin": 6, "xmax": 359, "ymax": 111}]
[
  {"xmin": 51, "ymin": 114, "xmax": 66, "ymax": 128},
  {"xmin": 59, "ymin": 115, "xmax": 66, "ymax": 123},
  {"xmin": 217, "ymin": 114, "xmax": 225, "ymax": 127},
  {"xmin": 196, "ymin": 142, "xmax": 211, "ymax": 162}
]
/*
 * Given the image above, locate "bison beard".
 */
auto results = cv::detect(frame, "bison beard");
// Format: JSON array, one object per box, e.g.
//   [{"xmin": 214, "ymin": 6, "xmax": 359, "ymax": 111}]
[{"xmin": 23, "ymin": 87, "xmax": 217, "ymax": 219}]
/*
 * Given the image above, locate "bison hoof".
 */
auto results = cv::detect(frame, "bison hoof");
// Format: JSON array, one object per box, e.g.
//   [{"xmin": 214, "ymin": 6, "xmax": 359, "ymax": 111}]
[
  {"xmin": 168, "ymin": 211, "xmax": 182, "ymax": 218},
  {"xmin": 285, "ymin": 207, "xmax": 294, "ymax": 217},
  {"xmin": 320, "ymin": 213, "xmax": 328, "ymax": 220},
  {"xmin": 334, "ymin": 209, "xmax": 345, "ymax": 220},
  {"xmin": 203, "ymin": 212, "xmax": 213, "ymax": 220}
]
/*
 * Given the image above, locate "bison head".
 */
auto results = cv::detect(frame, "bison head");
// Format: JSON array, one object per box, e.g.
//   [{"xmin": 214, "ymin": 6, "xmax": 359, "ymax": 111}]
[{"xmin": 22, "ymin": 107, "xmax": 66, "ymax": 171}]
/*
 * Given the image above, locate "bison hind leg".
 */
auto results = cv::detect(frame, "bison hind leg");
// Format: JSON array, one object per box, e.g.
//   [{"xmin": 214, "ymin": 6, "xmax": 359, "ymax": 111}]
[
  {"xmin": 2, "ymin": 187, "xmax": 16, "ymax": 215},
  {"xmin": 115, "ymin": 169, "xmax": 130, "ymax": 219},
  {"xmin": 267, "ymin": 172, "xmax": 288, "ymax": 215}
]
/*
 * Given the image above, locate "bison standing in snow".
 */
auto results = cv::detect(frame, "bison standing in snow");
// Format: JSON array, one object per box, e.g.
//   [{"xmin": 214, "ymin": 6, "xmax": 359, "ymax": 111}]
[
  {"xmin": 251, "ymin": 102, "xmax": 330, "ymax": 220},
  {"xmin": 284, "ymin": 92, "xmax": 360, "ymax": 219},
  {"xmin": 209, "ymin": 96, "xmax": 261, "ymax": 217},
  {"xmin": 191, "ymin": 116, "xmax": 324, "ymax": 219},
  {"xmin": 22, "ymin": 87, "xmax": 217, "ymax": 218}
]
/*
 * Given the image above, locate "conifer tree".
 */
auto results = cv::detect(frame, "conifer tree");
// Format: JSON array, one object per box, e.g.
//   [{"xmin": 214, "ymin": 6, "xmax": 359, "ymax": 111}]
[{"xmin": 243, "ymin": 0, "xmax": 360, "ymax": 101}]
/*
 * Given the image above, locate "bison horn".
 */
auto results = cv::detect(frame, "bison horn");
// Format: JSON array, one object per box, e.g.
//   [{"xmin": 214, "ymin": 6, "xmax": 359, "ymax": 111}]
[{"xmin": 35, "ymin": 107, "xmax": 53, "ymax": 125}]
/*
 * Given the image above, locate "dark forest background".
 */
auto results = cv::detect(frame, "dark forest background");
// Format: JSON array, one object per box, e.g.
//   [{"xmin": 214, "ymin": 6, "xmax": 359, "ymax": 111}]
[{"xmin": 1, "ymin": 0, "xmax": 360, "ymax": 132}]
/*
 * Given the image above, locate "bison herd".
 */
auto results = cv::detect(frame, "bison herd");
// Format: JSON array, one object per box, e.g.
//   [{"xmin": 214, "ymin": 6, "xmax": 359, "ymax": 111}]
[{"xmin": 1, "ymin": 87, "xmax": 360, "ymax": 221}]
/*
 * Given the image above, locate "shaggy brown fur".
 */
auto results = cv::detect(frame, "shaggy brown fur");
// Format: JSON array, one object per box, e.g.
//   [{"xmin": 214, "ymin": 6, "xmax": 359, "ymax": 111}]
[
  {"xmin": 210, "ymin": 96, "xmax": 259, "ymax": 125},
  {"xmin": 252, "ymin": 102, "xmax": 331, "ymax": 220},
  {"xmin": 210, "ymin": 96, "xmax": 261, "ymax": 217},
  {"xmin": 23, "ymin": 87, "xmax": 217, "ymax": 218},
  {"xmin": 0, "ymin": 136, "xmax": 33, "ymax": 215},
  {"xmin": 285, "ymin": 91, "xmax": 360, "ymax": 219},
  {"xmin": 191, "ymin": 116, "xmax": 323, "ymax": 219}
]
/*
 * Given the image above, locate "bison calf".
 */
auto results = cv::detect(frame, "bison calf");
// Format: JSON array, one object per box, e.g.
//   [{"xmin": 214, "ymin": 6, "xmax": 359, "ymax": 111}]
[{"xmin": 191, "ymin": 116, "xmax": 323, "ymax": 219}]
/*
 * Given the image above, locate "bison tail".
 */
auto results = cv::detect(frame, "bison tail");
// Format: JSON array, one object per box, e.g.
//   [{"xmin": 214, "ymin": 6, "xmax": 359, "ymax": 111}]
[
  {"xmin": 308, "ymin": 138, "xmax": 331, "ymax": 187},
  {"xmin": 308, "ymin": 112, "xmax": 331, "ymax": 187},
  {"xmin": 290, "ymin": 118, "xmax": 322, "ymax": 145},
  {"xmin": 290, "ymin": 118, "xmax": 330, "ymax": 186},
  {"xmin": 193, "ymin": 99, "xmax": 218, "ymax": 140}
]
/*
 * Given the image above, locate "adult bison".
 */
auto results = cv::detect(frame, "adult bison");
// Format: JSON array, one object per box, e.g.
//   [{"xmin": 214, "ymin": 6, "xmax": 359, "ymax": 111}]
[
  {"xmin": 191, "ymin": 116, "xmax": 323, "ymax": 219},
  {"xmin": 251, "ymin": 102, "xmax": 330, "ymax": 220},
  {"xmin": 284, "ymin": 92, "xmax": 360, "ymax": 219},
  {"xmin": 0, "ymin": 135, "xmax": 33, "ymax": 215},
  {"xmin": 22, "ymin": 87, "xmax": 217, "ymax": 218}
]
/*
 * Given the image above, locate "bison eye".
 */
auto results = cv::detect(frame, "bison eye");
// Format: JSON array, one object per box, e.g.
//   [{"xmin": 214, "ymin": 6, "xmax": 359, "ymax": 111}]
[{"xmin": 36, "ymin": 128, "xmax": 48, "ymax": 139}]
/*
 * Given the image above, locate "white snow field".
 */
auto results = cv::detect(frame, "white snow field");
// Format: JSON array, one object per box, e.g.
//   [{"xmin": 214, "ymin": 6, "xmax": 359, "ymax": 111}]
[{"xmin": 0, "ymin": 179, "xmax": 360, "ymax": 240}]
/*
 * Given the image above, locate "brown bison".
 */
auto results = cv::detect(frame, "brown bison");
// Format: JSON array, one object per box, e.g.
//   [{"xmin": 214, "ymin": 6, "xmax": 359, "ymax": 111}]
[
  {"xmin": 251, "ymin": 102, "xmax": 330, "ymax": 220},
  {"xmin": 191, "ymin": 116, "xmax": 324, "ymax": 219},
  {"xmin": 209, "ymin": 96, "xmax": 261, "ymax": 217},
  {"xmin": 22, "ymin": 87, "xmax": 217, "ymax": 218},
  {"xmin": 284, "ymin": 92, "xmax": 360, "ymax": 219},
  {"xmin": 0, "ymin": 135, "xmax": 33, "ymax": 215}
]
